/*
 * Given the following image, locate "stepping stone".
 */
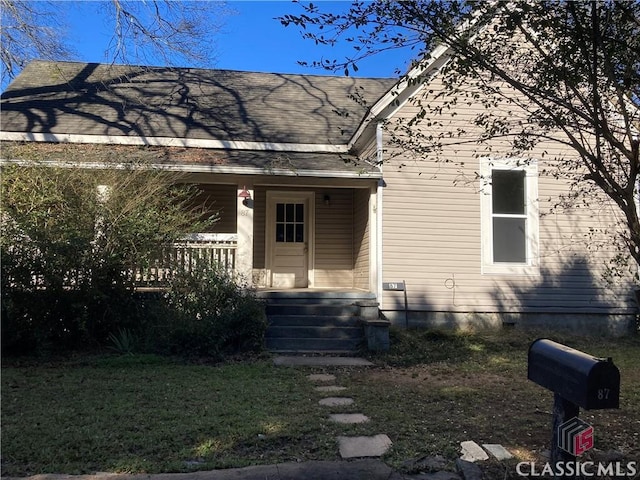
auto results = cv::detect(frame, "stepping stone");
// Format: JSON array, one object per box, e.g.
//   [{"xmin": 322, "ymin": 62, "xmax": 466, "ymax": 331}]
[
  {"xmin": 460, "ymin": 441, "xmax": 489, "ymax": 462},
  {"xmin": 329, "ymin": 413, "xmax": 370, "ymax": 424},
  {"xmin": 307, "ymin": 374, "xmax": 336, "ymax": 382},
  {"xmin": 319, "ymin": 397, "xmax": 354, "ymax": 407},
  {"xmin": 275, "ymin": 356, "xmax": 373, "ymax": 367},
  {"xmin": 482, "ymin": 444, "xmax": 513, "ymax": 460},
  {"xmin": 315, "ymin": 385, "xmax": 347, "ymax": 392},
  {"xmin": 338, "ymin": 434, "xmax": 392, "ymax": 458}
]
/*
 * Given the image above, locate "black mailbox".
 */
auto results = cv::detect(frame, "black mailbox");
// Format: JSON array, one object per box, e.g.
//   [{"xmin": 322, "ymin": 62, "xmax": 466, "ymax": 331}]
[{"xmin": 528, "ymin": 338, "xmax": 620, "ymax": 410}]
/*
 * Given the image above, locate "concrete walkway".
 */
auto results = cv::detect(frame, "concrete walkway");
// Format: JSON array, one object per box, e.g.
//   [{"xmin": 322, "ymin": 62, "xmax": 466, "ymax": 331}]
[
  {"xmin": 273, "ymin": 356, "xmax": 374, "ymax": 367},
  {"xmin": 4, "ymin": 460, "xmax": 405, "ymax": 480}
]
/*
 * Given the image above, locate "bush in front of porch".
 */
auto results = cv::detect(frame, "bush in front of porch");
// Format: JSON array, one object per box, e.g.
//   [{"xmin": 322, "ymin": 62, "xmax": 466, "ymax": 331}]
[
  {"xmin": 0, "ymin": 163, "xmax": 217, "ymax": 355},
  {"xmin": 141, "ymin": 264, "xmax": 268, "ymax": 360}
]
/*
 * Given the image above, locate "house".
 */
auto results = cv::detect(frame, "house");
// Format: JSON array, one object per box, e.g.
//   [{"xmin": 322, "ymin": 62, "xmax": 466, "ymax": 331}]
[{"xmin": 1, "ymin": 59, "xmax": 636, "ymax": 350}]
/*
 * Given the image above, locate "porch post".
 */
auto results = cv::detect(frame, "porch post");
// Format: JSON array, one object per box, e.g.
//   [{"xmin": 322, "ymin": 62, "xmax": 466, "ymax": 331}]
[{"xmin": 236, "ymin": 183, "xmax": 254, "ymax": 284}]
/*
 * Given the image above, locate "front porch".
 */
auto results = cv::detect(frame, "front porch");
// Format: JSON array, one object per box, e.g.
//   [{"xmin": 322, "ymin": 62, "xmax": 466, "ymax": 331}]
[
  {"xmin": 137, "ymin": 179, "xmax": 381, "ymax": 294},
  {"xmin": 133, "ymin": 178, "xmax": 388, "ymax": 352}
]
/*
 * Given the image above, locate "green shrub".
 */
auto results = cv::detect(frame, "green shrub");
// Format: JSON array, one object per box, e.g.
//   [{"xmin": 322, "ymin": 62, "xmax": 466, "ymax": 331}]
[
  {"xmin": 107, "ymin": 327, "xmax": 138, "ymax": 355},
  {"xmin": 142, "ymin": 264, "xmax": 267, "ymax": 360},
  {"xmin": 1, "ymin": 163, "xmax": 215, "ymax": 355}
]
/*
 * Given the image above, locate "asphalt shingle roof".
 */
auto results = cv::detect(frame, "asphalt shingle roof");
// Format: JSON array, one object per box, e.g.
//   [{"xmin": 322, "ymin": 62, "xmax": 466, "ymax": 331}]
[{"xmin": 0, "ymin": 61, "xmax": 395, "ymax": 146}]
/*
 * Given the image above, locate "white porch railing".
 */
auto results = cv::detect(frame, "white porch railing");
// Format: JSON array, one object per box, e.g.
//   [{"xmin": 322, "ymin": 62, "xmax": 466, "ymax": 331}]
[{"xmin": 135, "ymin": 233, "xmax": 238, "ymax": 287}]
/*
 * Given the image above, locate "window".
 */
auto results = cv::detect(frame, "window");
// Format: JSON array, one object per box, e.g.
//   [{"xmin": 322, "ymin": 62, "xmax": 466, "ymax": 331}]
[
  {"xmin": 275, "ymin": 202, "xmax": 304, "ymax": 243},
  {"xmin": 481, "ymin": 158, "xmax": 539, "ymax": 274}
]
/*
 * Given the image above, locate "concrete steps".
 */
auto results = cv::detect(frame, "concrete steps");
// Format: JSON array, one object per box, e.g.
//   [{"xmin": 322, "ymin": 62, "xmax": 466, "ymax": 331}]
[{"xmin": 258, "ymin": 291, "xmax": 376, "ymax": 353}]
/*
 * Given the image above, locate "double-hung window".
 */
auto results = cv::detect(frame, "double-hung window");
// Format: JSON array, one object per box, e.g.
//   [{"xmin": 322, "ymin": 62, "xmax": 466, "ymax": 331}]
[{"xmin": 480, "ymin": 158, "xmax": 539, "ymax": 275}]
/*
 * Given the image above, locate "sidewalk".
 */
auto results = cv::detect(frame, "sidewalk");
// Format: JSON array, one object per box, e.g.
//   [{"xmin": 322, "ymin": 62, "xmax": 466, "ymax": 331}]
[{"xmin": 6, "ymin": 459, "xmax": 405, "ymax": 480}]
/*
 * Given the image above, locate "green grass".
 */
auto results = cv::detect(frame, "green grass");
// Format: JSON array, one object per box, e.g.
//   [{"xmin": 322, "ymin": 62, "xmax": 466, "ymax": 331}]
[
  {"xmin": 2, "ymin": 329, "xmax": 639, "ymax": 477},
  {"xmin": 367, "ymin": 329, "xmax": 640, "ymax": 471},
  {"xmin": 1, "ymin": 355, "xmax": 335, "ymax": 475}
]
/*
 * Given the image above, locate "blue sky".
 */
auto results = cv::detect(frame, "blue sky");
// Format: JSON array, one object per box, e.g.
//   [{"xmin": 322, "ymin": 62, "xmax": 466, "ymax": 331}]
[{"xmin": 64, "ymin": 1, "xmax": 413, "ymax": 79}]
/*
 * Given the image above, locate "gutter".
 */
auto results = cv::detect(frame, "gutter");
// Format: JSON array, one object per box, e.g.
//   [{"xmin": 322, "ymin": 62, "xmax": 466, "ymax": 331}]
[
  {"xmin": 0, "ymin": 132, "xmax": 349, "ymax": 154},
  {"xmin": 0, "ymin": 158, "xmax": 383, "ymax": 179}
]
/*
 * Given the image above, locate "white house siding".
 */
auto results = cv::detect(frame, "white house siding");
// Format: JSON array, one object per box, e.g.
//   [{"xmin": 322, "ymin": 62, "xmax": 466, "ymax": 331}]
[
  {"xmin": 353, "ymin": 187, "xmax": 371, "ymax": 290},
  {"xmin": 378, "ymin": 77, "xmax": 635, "ymax": 333},
  {"xmin": 193, "ymin": 183, "xmax": 237, "ymax": 233},
  {"xmin": 315, "ymin": 189, "xmax": 355, "ymax": 288}
]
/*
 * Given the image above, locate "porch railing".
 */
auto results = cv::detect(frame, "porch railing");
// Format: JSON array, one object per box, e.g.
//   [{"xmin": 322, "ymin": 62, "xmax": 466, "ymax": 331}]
[{"xmin": 134, "ymin": 233, "xmax": 238, "ymax": 287}]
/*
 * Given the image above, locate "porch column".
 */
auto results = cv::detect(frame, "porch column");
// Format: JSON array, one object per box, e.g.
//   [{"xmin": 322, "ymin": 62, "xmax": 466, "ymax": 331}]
[{"xmin": 236, "ymin": 183, "xmax": 254, "ymax": 284}]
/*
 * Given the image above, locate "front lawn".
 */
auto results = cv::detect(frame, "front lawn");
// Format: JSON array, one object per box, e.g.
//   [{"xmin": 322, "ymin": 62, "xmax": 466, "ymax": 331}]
[
  {"xmin": 2, "ymin": 330, "xmax": 639, "ymax": 477},
  {"xmin": 1, "ymin": 354, "xmax": 330, "ymax": 475}
]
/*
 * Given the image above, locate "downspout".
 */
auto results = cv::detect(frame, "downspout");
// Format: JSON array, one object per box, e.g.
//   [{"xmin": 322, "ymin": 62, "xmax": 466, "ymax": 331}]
[{"xmin": 376, "ymin": 122, "xmax": 384, "ymax": 307}]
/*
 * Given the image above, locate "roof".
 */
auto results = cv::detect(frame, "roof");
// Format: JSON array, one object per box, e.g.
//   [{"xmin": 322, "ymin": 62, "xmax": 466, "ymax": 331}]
[{"xmin": 0, "ymin": 61, "xmax": 395, "ymax": 148}]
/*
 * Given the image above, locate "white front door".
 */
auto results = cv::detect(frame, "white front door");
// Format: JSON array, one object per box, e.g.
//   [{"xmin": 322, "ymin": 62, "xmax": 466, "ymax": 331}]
[{"xmin": 266, "ymin": 192, "xmax": 314, "ymax": 288}]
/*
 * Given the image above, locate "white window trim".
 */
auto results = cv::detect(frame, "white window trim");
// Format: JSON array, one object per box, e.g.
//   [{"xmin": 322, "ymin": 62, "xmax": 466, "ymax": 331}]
[{"xmin": 480, "ymin": 158, "xmax": 540, "ymax": 275}]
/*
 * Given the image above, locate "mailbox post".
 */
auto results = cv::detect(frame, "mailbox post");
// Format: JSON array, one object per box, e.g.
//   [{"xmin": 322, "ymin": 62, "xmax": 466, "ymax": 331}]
[
  {"xmin": 550, "ymin": 393, "xmax": 580, "ymax": 465},
  {"xmin": 528, "ymin": 339, "xmax": 620, "ymax": 469},
  {"xmin": 382, "ymin": 281, "xmax": 408, "ymax": 328}
]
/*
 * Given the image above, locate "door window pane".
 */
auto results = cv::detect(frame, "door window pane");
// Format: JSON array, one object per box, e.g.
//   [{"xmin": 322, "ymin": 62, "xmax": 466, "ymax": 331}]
[
  {"xmin": 492, "ymin": 170, "xmax": 525, "ymax": 214},
  {"xmin": 493, "ymin": 217, "xmax": 526, "ymax": 262},
  {"xmin": 275, "ymin": 201, "xmax": 305, "ymax": 243}
]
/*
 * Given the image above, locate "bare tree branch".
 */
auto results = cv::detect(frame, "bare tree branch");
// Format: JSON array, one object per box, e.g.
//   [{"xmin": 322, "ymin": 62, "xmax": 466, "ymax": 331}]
[
  {"xmin": 280, "ymin": 0, "xmax": 640, "ymax": 270},
  {"xmin": 1, "ymin": 0, "xmax": 229, "ymax": 83}
]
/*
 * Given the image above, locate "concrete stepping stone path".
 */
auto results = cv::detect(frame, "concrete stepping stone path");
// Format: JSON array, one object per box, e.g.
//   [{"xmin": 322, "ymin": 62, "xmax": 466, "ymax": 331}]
[
  {"xmin": 304, "ymin": 369, "xmax": 515, "ymax": 474},
  {"xmin": 338, "ymin": 434, "xmax": 393, "ymax": 459},
  {"xmin": 275, "ymin": 356, "xmax": 373, "ymax": 367},
  {"xmin": 314, "ymin": 385, "xmax": 347, "ymax": 393},
  {"xmin": 460, "ymin": 441, "xmax": 489, "ymax": 462},
  {"xmin": 329, "ymin": 413, "xmax": 370, "ymax": 424},
  {"xmin": 482, "ymin": 443, "xmax": 513, "ymax": 460},
  {"xmin": 302, "ymin": 360, "xmax": 391, "ymax": 460},
  {"xmin": 319, "ymin": 397, "xmax": 354, "ymax": 407}
]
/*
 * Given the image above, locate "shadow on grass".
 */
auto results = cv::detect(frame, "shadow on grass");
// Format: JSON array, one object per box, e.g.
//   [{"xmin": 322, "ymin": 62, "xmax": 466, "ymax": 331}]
[{"xmin": 376, "ymin": 327, "xmax": 534, "ymax": 368}]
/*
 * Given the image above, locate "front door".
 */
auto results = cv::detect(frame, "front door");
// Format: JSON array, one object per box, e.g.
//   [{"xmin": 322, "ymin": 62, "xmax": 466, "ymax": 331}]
[{"xmin": 266, "ymin": 192, "xmax": 314, "ymax": 288}]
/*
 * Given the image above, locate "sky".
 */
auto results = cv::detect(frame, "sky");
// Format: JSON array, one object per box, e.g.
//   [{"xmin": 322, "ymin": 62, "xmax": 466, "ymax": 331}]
[{"xmin": 62, "ymin": 1, "xmax": 414, "ymax": 79}]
